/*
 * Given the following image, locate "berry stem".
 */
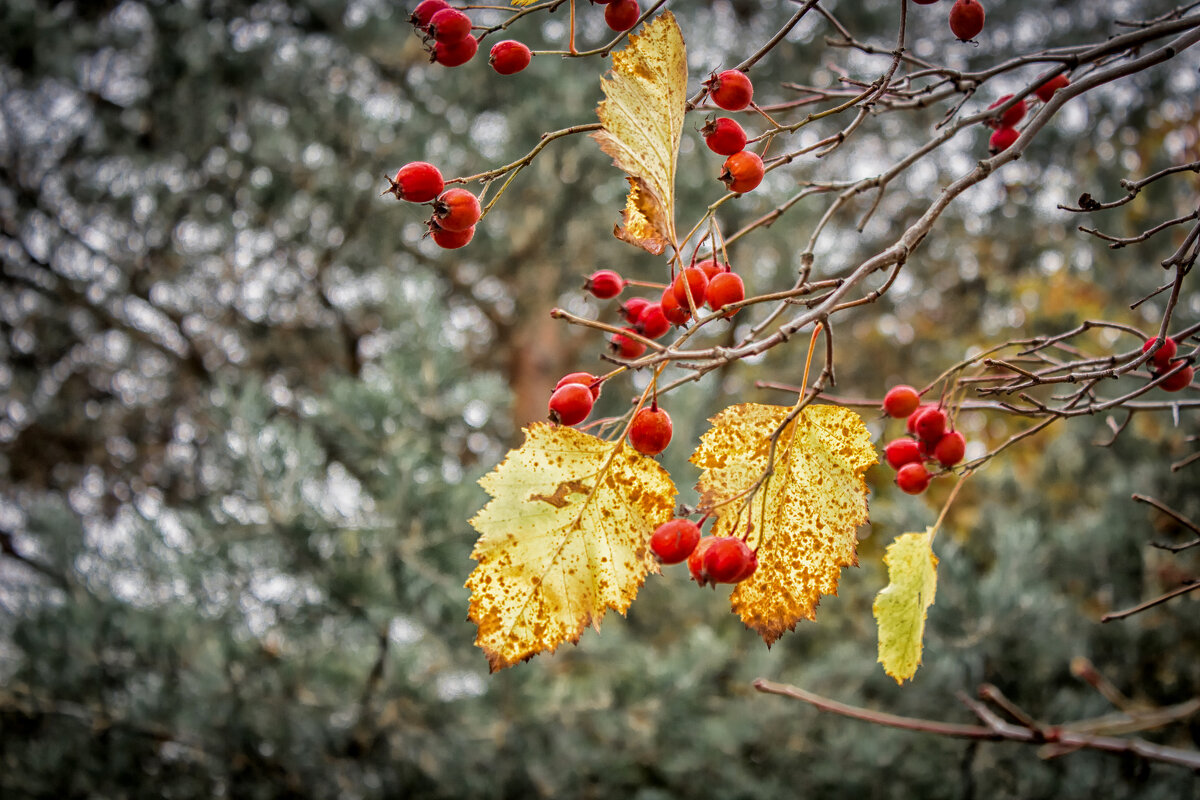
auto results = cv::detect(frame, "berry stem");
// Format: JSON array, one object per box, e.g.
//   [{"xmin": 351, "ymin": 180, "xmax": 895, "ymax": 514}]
[{"xmin": 930, "ymin": 470, "xmax": 974, "ymax": 542}]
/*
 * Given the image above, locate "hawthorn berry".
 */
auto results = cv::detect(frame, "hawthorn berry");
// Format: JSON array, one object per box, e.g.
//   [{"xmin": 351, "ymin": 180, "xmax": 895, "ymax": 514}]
[
  {"xmin": 620, "ymin": 296, "xmax": 651, "ymax": 324},
  {"xmin": 705, "ymin": 271, "xmax": 745, "ymax": 315},
  {"xmin": 604, "ymin": 0, "xmax": 640, "ymax": 32},
  {"xmin": 555, "ymin": 371, "xmax": 602, "ymax": 400},
  {"xmin": 882, "ymin": 384, "xmax": 921, "ymax": 418},
  {"xmin": 911, "ymin": 0, "xmax": 940, "ymax": 4},
  {"xmin": 987, "ymin": 95, "xmax": 1027, "ymax": 129},
  {"xmin": 650, "ymin": 519, "xmax": 701, "ymax": 564},
  {"xmin": 1158, "ymin": 361, "xmax": 1194, "ymax": 392},
  {"xmin": 1142, "ymin": 336, "xmax": 1177, "ymax": 370},
  {"xmin": 914, "ymin": 406, "xmax": 948, "ymax": 443},
  {"xmin": 612, "ymin": 328, "xmax": 647, "ymax": 359},
  {"xmin": 636, "ymin": 302, "xmax": 672, "ymax": 339},
  {"xmin": 949, "ymin": 0, "xmax": 985, "ymax": 41},
  {"xmin": 629, "ymin": 403, "xmax": 672, "ymax": 455},
  {"xmin": 706, "ymin": 70, "xmax": 754, "ymax": 112},
  {"xmin": 933, "ymin": 430, "xmax": 966, "ymax": 467},
  {"xmin": 896, "ymin": 462, "xmax": 931, "ymax": 495},
  {"xmin": 988, "ymin": 127, "xmax": 1019, "ymax": 155},
  {"xmin": 884, "ymin": 438, "xmax": 923, "ymax": 470},
  {"xmin": 387, "ymin": 162, "xmax": 444, "ymax": 203},
  {"xmin": 429, "ymin": 8, "xmax": 472, "ymax": 43},
  {"xmin": 548, "ymin": 382, "xmax": 594, "ymax": 426},
  {"xmin": 695, "ymin": 259, "xmax": 729, "ymax": 280},
  {"xmin": 433, "ymin": 35, "xmax": 478, "ymax": 67},
  {"xmin": 702, "ymin": 117, "xmax": 748, "ymax": 156},
  {"xmin": 585, "ymin": 269, "xmax": 626, "ymax": 299},
  {"xmin": 721, "ymin": 151, "xmax": 764, "ymax": 194},
  {"xmin": 489, "ymin": 40, "xmax": 531, "ymax": 75},
  {"xmin": 689, "ymin": 536, "xmax": 756, "ymax": 586},
  {"xmin": 1035, "ymin": 74, "xmax": 1070, "ymax": 102},
  {"xmin": 429, "ymin": 222, "xmax": 474, "ymax": 249},
  {"xmin": 672, "ymin": 267, "xmax": 710, "ymax": 311},
  {"xmin": 410, "ymin": 0, "xmax": 450, "ymax": 30},
  {"xmin": 906, "ymin": 404, "xmax": 934, "ymax": 435},
  {"xmin": 660, "ymin": 285, "xmax": 691, "ymax": 326},
  {"xmin": 432, "ymin": 188, "xmax": 481, "ymax": 232}
]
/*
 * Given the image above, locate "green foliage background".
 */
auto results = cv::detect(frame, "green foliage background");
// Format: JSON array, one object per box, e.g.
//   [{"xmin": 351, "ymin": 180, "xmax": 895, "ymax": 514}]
[{"xmin": 0, "ymin": 1, "xmax": 1197, "ymax": 798}]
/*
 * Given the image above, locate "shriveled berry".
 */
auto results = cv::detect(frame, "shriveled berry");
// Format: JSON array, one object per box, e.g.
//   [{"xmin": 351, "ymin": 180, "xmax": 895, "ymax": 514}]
[
  {"xmin": 882, "ymin": 385, "xmax": 921, "ymax": 418},
  {"xmin": 721, "ymin": 151, "xmax": 764, "ymax": 194},
  {"xmin": 432, "ymin": 188, "xmax": 481, "ymax": 232},
  {"xmin": 555, "ymin": 371, "xmax": 602, "ymax": 400},
  {"xmin": 429, "ymin": 222, "xmax": 474, "ymax": 249},
  {"xmin": 489, "ymin": 40, "xmax": 531, "ymax": 75},
  {"xmin": 548, "ymin": 382, "xmax": 594, "ymax": 426},
  {"xmin": 612, "ymin": 328, "xmax": 647, "ymax": 359},
  {"xmin": 949, "ymin": 0, "xmax": 985, "ymax": 41},
  {"xmin": 988, "ymin": 127, "xmax": 1019, "ymax": 155},
  {"xmin": 914, "ymin": 406, "xmax": 947, "ymax": 443},
  {"xmin": 604, "ymin": 0, "xmax": 640, "ymax": 31},
  {"xmin": 651, "ymin": 519, "xmax": 701, "ymax": 564},
  {"xmin": 429, "ymin": 8, "xmax": 472, "ymax": 43},
  {"xmin": 706, "ymin": 70, "xmax": 754, "ymax": 112},
  {"xmin": 1158, "ymin": 361, "xmax": 1194, "ymax": 392},
  {"xmin": 884, "ymin": 438, "xmax": 923, "ymax": 470},
  {"xmin": 433, "ymin": 34, "xmax": 478, "ymax": 67},
  {"xmin": 702, "ymin": 117, "xmax": 748, "ymax": 156},
  {"xmin": 705, "ymin": 271, "xmax": 745, "ymax": 315},
  {"xmin": 636, "ymin": 303, "xmax": 672, "ymax": 339},
  {"xmin": 387, "ymin": 161, "xmax": 444, "ymax": 203},
  {"xmin": 585, "ymin": 269, "xmax": 626, "ymax": 299},
  {"xmin": 672, "ymin": 267, "xmax": 710, "ymax": 310},
  {"xmin": 411, "ymin": 0, "xmax": 450, "ymax": 29},
  {"xmin": 1142, "ymin": 336, "xmax": 1177, "ymax": 370},
  {"xmin": 896, "ymin": 462, "xmax": 931, "ymax": 495},
  {"xmin": 1035, "ymin": 74, "xmax": 1069, "ymax": 102},
  {"xmin": 629, "ymin": 403, "xmax": 672, "ymax": 455},
  {"xmin": 660, "ymin": 285, "xmax": 690, "ymax": 326},
  {"xmin": 933, "ymin": 430, "xmax": 966, "ymax": 467},
  {"xmin": 987, "ymin": 95, "xmax": 1027, "ymax": 129}
]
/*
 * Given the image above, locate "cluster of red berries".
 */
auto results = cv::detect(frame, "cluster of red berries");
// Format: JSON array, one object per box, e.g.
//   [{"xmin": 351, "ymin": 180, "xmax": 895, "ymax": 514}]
[
  {"xmin": 1143, "ymin": 335, "xmax": 1194, "ymax": 392},
  {"xmin": 880, "ymin": 385, "xmax": 967, "ymax": 495},
  {"xmin": 650, "ymin": 518, "xmax": 758, "ymax": 587},
  {"xmin": 984, "ymin": 75, "xmax": 1070, "ymax": 155},
  {"xmin": 701, "ymin": 71, "xmax": 764, "ymax": 194},
  {"xmin": 411, "ymin": 1, "xmax": 533, "ymax": 73},
  {"xmin": 385, "ymin": 162, "xmax": 482, "ymax": 249},
  {"xmin": 547, "ymin": 372, "xmax": 674, "ymax": 455}
]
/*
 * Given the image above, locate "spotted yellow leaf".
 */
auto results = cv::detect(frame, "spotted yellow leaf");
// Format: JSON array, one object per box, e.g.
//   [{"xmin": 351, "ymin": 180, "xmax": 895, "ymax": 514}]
[
  {"xmin": 592, "ymin": 11, "xmax": 686, "ymax": 254},
  {"xmin": 691, "ymin": 403, "xmax": 876, "ymax": 644},
  {"xmin": 874, "ymin": 528, "xmax": 938, "ymax": 684},
  {"xmin": 467, "ymin": 423, "xmax": 677, "ymax": 671}
]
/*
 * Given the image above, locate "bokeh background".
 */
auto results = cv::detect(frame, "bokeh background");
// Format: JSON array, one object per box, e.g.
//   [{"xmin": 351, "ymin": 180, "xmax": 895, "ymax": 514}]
[{"xmin": 1, "ymin": 1, "xmax": 1197, "ymax": 797}]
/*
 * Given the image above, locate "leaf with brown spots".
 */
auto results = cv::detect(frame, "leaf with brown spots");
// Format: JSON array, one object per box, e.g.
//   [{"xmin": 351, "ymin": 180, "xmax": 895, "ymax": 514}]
[
  {"xmin": 690, "ymin": 403, "xmax": 876, "ymax": 644},
  {"xmin": 467, "ymin": 422, "xmax": 677, "ymax": 671}
]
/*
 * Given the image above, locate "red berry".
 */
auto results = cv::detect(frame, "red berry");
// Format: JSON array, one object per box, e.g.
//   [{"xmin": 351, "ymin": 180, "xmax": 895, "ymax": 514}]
[
  {"xmin": 690, "ymin": 536, "xmax": 755, "ymax": 585},
  {"xmin": 604, "ymin": 0, "xmax": 640, "ymax": 31},
  {"xmin": 660, "ymin": 285, "xmax": 690, "ymax": 326},
  {"xmin": 387, "ymin": 162, "xmax": 444, "ymax": 203},
  {"xmin": 628, "ymin": 403, "xmax": 672, "ymax": 455},
  {"xmin": 585, "ymin": 269, "xmax": 626, "ymax": 299},
  {"xmin": 411, "ymin": 0, "xmax": 450, "ymax": 29},
  {"xmin": 432, "ymin": 188, "xmax": 481, "ymax": 232},
  {"xmin": 429, "ymin": 222, "xmax": 474, "ymax": 249},
  {"xmin": 882, "ymin": 385, "xmax": 921, "ymax": 418},
  {"xmin": 695, "ymin": 259, "xmax": 729, "ymax": 280},
  {"xmin": 702, "ymin": 117, "xmax": 748, "ymax": 156},
  {"xmin": 706, "ymin": 70, "xmax": 754, "ymax": 112},
  {"xmin": 672, "ymin": 267, "xmax": 709, "ymax": 310},
  {"xmin": 933, "ymin": 430, "xmax": 966, "ymax": 467},
  {"xmin": 1158, "ymin": 361, "xmax": 1194, "ymax": 392},
  {"xmin": 914, "ymin": 407, "xmax": 947, "ymax": 443},
  {"xmin": 884, "ymin": 438, "xmax": 923, "ymax": 470},
  {"xmin": 906, "ymin": 404, "xmax": 934, "ymax": 435},
  {"xmin": 988, "ymin": 127, "xmax": 1019, "ymax": 155},
  {"xmin": 987, "ymin": 95, "xmax": 1027, "ymax": 129},
  {"xmin": 548, "ymin": 383, "xmax": 594, "ymax": 426},
  {"xmin": 1035, "ymin": 74, "xmax": 1070, "ymax": 102},
  {"xmin": 429, "ymin": 8, "xmax": 472, "ymax": 43},
  {"xmin": 620, "ymin": 297, "xmax": 651, "ymax": 324},
  {"xmin": 896, "ymin": 462, "xmax": 931, "ymax": 495},
  {"xmin": 650, "ymin": 519, "xmax": 701, "ymax": 564},
  {"xmin": 612, "ymin": 328, "xmax": 647, "ymax": 359},
  {"xmin": 555, "ymin": 372, "xmax": 602, "ymax": 400},
  {"xmin": 721, "ymin": 151, "xmax": 764, "ymax": 194},
  {"xmin": 433, "ymin": 34, "xmax": 478, "ymax": 67},
  {"xmin": 1142, "ymin": 336, "xmax": 1177, "ymax": 370},
  {"xmin": 705, "ymin": 271, "xmax": 745, "ymax": 315},
  {"xmin": 911, "ymin": 0, "xmax": 940, "ymax": 4},
  {"xmin": 489, "ymin": 40, "xmax": 531, "ymax": 75},
  {"xmin": 949, "ymin": 0, "xmax": 985, "ymax": 41},
  {"xmin": 636, "ymin": 303, "xmax": 672, "ymax": 339}
]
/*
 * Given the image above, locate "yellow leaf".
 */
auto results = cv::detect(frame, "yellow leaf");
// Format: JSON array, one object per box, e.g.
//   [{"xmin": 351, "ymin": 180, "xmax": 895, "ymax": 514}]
[
  {"xmin": 690, "ymin": 403, "xmax": 876, "ymax": 644},
  {"xmin": 467, "ymin": 423, "xmax": 677, "ymax": 671},
  {"xmin": 873, "ymin": 528, "xmax": 939, "ymax": 684},
  {"xmin": 592, "ymin": 11, "xmax": 686, "ymax": 254}
]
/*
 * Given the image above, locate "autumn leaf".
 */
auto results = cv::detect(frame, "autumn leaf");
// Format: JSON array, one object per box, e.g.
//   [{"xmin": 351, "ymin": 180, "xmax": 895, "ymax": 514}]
[
  {"xmin": 467, "ymin": 423, "xmax": 677, "ymax": 671},
  {"xmin": 690, "ymin": 403, "xmax": 876, "ymax": 644},
  {"xmin": 592, "ymin": 11, "xmax": 686, "ymax": 254},
  {"xmin": 873, "ymin": 528, "xmax": 938, "ymax": 684}
]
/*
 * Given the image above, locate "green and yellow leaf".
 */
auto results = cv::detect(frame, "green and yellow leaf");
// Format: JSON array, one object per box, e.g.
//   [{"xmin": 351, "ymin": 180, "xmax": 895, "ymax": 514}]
[
  {"xmin": 691, "ymin": 403, "xmax": 876, "ymax": 644},
  {"xmin": 874, "ymin": 528, "xmax": 939, "ymax": 684},
  {"xmin": 467, "ymin": 423, "xmax": 677, "ymax": 671},
  {"xmin": 592, "ymin": 11, "xmax": 686, "ymax": 254}
]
